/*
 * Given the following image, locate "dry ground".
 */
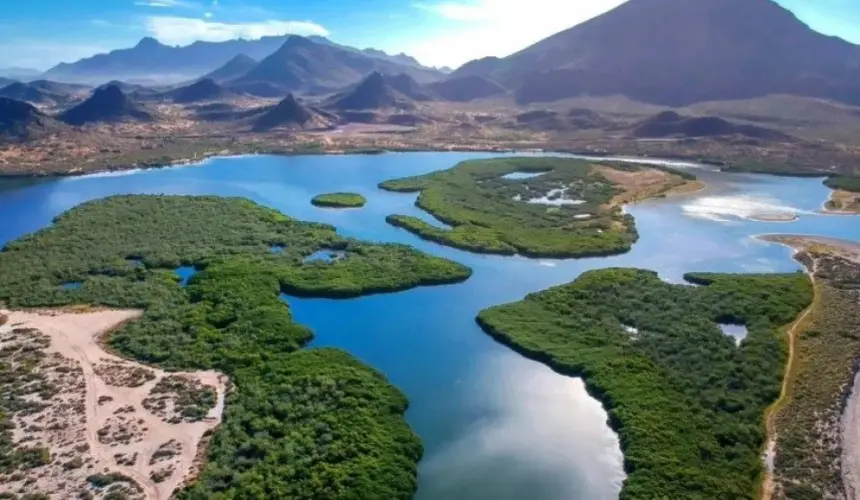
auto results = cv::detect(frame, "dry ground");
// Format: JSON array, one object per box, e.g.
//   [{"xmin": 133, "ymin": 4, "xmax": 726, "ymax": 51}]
[{"xmin": 0, "ymin": 309, "xmax": 227, "ymax": 500}]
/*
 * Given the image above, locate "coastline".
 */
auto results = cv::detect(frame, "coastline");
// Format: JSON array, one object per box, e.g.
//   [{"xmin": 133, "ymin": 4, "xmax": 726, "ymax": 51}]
[
  {"xmin": 756, "ymin": 233, "xmax": 860, "ymax": 500},
  {"xmin": 820, "ymin": 189, "xmax": 860, "ymax": 215},
  {"xmin": 0, "ymin": 140, "xmax": 838, "ymax": 181}
]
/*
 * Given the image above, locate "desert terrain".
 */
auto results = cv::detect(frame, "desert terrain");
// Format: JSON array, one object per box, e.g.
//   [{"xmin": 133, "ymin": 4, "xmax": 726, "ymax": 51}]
[{"xmin": 0, "ymin": 309, "xmax": 227, "ymax": 499}]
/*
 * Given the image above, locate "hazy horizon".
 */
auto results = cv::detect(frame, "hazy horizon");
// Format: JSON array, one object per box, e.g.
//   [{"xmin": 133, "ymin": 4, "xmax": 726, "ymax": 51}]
[{"xmin": 2, "ymin": 0, "xmax": 859, "ymax": 72}]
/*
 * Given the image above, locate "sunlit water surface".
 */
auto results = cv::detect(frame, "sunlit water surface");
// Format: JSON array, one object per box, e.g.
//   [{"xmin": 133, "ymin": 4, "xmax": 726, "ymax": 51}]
[{"xmin": 1, "ymin": 153, "xmax": 858, "ymax": 500}]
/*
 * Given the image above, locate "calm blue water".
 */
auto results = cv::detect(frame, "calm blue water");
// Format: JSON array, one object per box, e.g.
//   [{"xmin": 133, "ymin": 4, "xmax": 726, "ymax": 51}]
[
  {"xmin": 303, "ymin": 248, "xmax": 347, "ymax": 263},
  {"xmin": 1, "ymin": 153, "xmax": 858, "ymax": 500},
  {"xmin": 174, "ymin": 266, "xmax": 198, "ymax": 287}
]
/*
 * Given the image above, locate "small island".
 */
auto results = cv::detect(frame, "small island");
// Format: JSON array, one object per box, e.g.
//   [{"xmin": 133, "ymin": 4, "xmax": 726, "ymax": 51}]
[
  {"xmin": 311, "ymin": 192, "xmax": 367, "ymax": 208},
  {"xmin": 477, "ymin": 268, "xmax": 812, "ymax": 499},
  {"xmin": 380, "ymin": 157, "xmax": 702, "ymax": 258},
  {"xmin": 823, "ymin": 176, "xmax": 860, "ymax": 214},
  {"xmin": 0, "ymin": 195, "xmax": 471, "ymax": 499}
]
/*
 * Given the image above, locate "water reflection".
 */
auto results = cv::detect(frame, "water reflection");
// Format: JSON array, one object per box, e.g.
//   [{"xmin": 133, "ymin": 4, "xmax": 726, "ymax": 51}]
[
  {"xmin": 0, "ymin": 152, "xmax": 858, "ymax": 500},
  {"xmin": 418, "ymin": 351, "xmax": 624, "ymax": 500}
]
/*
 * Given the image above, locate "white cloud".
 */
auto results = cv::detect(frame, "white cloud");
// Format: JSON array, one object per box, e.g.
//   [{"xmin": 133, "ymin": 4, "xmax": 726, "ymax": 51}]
[
  {"xmin": 204, "ymin": 12, "xmax": 213, "ymax": 18},
  {"xmin": 144, "ymin": 16, "xmax": 329, "ymax": 45},
  {"xmin": 407, "ymin": 0, "xmax": 628, "ymax": 68}
]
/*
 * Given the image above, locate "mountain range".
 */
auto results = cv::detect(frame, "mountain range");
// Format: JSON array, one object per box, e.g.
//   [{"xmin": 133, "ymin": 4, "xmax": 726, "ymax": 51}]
[
  {"xmin": 41, "ymin": 35, "xmax": 442, "ymax": 86},
  {"xmin": 451, "ymin": 0, "xmax": 860, "ymax": 106},
  {"xmin": 230, "ymin": 36, "xmax": 442, "ymax": 95}
]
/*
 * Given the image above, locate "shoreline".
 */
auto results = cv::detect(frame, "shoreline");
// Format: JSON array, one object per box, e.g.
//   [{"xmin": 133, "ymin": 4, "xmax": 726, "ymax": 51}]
[
  {"xmin": 820, "ymin": 189, "xmax": 860, "ymax": 215},
  {"xmin": 755, "ymin": 233, "xmax": 860, "ymax": 500},
  {"xmin": 0, "ymin": 143, "xmax": 836, "ymax": 181}
]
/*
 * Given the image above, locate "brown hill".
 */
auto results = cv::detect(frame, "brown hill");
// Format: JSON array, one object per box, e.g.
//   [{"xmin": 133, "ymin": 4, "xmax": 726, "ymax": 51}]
[
  {"xmin": 201, "ymin": 54, "xmax": 257, "ymax": 83},
  {"xmin": 168, "ymin": 78, "xmax": 235, "ymax": 103},
  {"xmin": 252, "ymin": 94, "xmax": 336, "ymax": 131},
  {"xmin": 514, "ymin": 108, "xmax": 613, "ymax": 131},
  {"xmin": 384, "ymin": 74, "xmax": 437, "ymax": 101},
  {"xmin": 452, "ymin": 0, "xmax": 860, "ymax": 106},
  {"xmin": 59, "ymin": 85, "xmax": 153, "ymax": 126},
  {"xmin": 631, "ymin": 111, "xmax": 793, "ymax": 140},
  {"xmin": 327, "ymin": 72, "xmax": 413, "ymax": 110},
  {"xmin": 0, "ymin": 97, "xmax": 68, "ymax": 141},
  {"xmin": 428, "ymin": 75, "xmax": 507, "ymax": 102}
]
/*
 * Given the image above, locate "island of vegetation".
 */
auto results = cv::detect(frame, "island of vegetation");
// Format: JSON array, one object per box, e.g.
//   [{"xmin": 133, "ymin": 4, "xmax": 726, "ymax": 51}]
[
  {"xmin": 823, "ymin": 176, "xmax": 860, "ymax": 214},
  {"xmin": 477, "ymin": 268, "xmax": 813, "ymax": 499},
  {"xmin": 379, "ymin": 157, "xmax": 701, "ymax": 258},
  {"xmin": 0, "ymin": 195, "xmax": 473, "ymax": 499},
  {"xmin": 757, "ymin": 235, "xmax": 860, "ymax": 500},
  {"xmin": 311, "ymin": 192, "xmax": 368, "ymax": 208}
]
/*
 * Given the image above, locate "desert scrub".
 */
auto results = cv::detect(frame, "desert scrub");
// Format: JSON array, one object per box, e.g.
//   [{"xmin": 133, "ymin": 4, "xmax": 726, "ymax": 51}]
[
  {"xmin": 0, "ymin": 195, "xmax": 468, "ymax": 499},
  {"xmin": 380, "ymin": 157, "xmax": 696, "ymax": 258},
  {"xmin": 771, "ymin": 250, "xmax": 860, "ymax": 498},
  {"xmin": 477, "ymin": 268, "xmax": 812, "ymax": 499},
  {"xmin": 311, "ymin": 192, "xmax": 367, "ymax": 208}
]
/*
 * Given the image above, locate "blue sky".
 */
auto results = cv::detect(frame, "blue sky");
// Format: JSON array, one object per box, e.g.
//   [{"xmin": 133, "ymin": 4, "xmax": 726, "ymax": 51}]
[{"xmin": 2, "ymin": 0, "xmax": 858, "ymax": 70}]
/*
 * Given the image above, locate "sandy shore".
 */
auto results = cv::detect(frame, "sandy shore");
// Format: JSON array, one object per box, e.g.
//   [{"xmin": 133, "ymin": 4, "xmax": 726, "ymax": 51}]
[
  {"xmin": 0, "ymin": 308, "xmax": 228, "ymax": 499},
  {"xmin": 758, "ymin": 234, "xmax": 860, "ymax": 260},
  {"xmin": 821, "ymin": 190, "xmax": 860, "ymax": 215},
  {"xmin": 757, "ymin": 234, "xmax": 860, "ymax": 500}
]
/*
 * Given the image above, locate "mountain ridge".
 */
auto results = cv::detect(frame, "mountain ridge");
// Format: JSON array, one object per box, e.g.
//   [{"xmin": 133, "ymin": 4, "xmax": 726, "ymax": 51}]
[
  {"xmin": 452, "ymin": 0, "xmax": 860, "ymax": 106},
  {"xmin": 42, "ymin": 35, "xmax": 439, "ymax": 86}
]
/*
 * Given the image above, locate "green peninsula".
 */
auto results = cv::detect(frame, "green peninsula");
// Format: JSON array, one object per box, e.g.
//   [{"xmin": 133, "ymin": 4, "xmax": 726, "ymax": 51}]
[
  {"xmin": 0, "ymin": 195, "xmax": 472, "ymax": 499},
  {"xmin": 311, "ymin": 192, "xmax": 367, "ymax": 208},
  {"xmin": 477, "ymin": 268, "xmax": 812, "ymax": 499},
  {"xmin": 380, "ymin": 157, "xmax": 701, "ymax": 258}
]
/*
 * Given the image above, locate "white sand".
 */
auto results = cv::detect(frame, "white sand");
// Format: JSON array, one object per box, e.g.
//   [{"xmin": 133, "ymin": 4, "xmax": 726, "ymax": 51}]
[{"xmin": 0, "ymin": 309, "xmax": 228, "ymax": 500}]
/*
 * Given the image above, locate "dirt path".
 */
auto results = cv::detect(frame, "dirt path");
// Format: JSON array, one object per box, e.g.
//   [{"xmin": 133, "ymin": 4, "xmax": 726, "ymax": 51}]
[
  {"xmin": 0, "ymin": 309, "xmax": 228, "ymax": 499},
  {"xmin": 757, "ymin": 234, "xmax": 860, "ymax": 500},
  {"xmin": 759, "ymin": 276, "xmax": 817, "ymax": 500}
]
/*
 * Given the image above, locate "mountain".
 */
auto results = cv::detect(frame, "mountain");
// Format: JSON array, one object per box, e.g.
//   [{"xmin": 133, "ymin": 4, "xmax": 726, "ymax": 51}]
[
  {"xmin": 252, "ymin": 94, "xmax": 336, "ymax": 131},
  {"xmin": 0, "ymin": 82, "xmax": 56, "ymax": 104},
  {"xmin": 233, "ymin": 36, "xmax": 443, "ymax": 95},
  {"xmin": 428, "ymin": 75, "xmax": 507, "ymax": 102},
  {"xmin": 327, "ymin": 72, "xmax": 413, "ymax": 110},
  {"xmin": 631, "ymin": 111, "xmax": 793, "ymax": 141},
  {"xmin": 201, "ymin": 54, "xmax": 257, "ymax": 83},
  {"xmin": 59, "ymin": 85, "xmax": 152, "ymax": 125},
  {"xmin": 0, "ymin": 80, "xmax": 86, "ymax": 106},
  {"xmin": 42, "ymin": 35, "xmax": 439, "ymax": 86},
  {"xmin": 307, "ymin": 36, "xmax": 427, "ymax": 69},
  {"xmin": 452, "ymin": 0, "xmax": 860, "ymax": 106},
  {"xmin": 167, "ymin": 78, "xmax": 235, "ymax": 103},
  {"xmin": 384, "ymin": 74, "xmax": 437, "ymax": 101},
  {"xmin": 0, "ymin": 97, "xmax": 67, "ymax": 141}
]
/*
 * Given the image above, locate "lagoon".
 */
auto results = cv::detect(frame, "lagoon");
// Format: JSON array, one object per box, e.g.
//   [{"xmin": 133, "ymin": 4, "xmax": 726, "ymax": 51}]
[{"xmin": 1, "ymin": 152, "xmax": 858, "ymax": 499}]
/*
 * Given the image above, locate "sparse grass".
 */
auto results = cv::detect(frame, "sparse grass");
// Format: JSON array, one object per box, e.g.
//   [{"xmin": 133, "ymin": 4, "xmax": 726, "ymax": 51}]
[{"xmin": 771, "ymin": 251, "xmax": 860, "ymax": 499}]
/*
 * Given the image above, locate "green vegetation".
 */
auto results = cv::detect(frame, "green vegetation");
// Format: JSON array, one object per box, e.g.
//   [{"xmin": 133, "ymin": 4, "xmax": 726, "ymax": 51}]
[
  {"xmin": 311, "ymin": 192, "xmax": 368, "ymax": 208},
  {"xmin": 0, "ymin": 195, "xmax": 472, "ymax": 499},
  {"xmin": 477, "ymin": 268, "xmax": 813, "ymax": 499},
  {"xmin": 380, "ymin": 157, "xmax": 694, "ymax": 258},
  {"xmin": 773, "ymin": 248, "xmax": 860, "ymax": 499},
  {"xmin": 824, "ymin": 176, "xmax": 860, "ymax": 193}
]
